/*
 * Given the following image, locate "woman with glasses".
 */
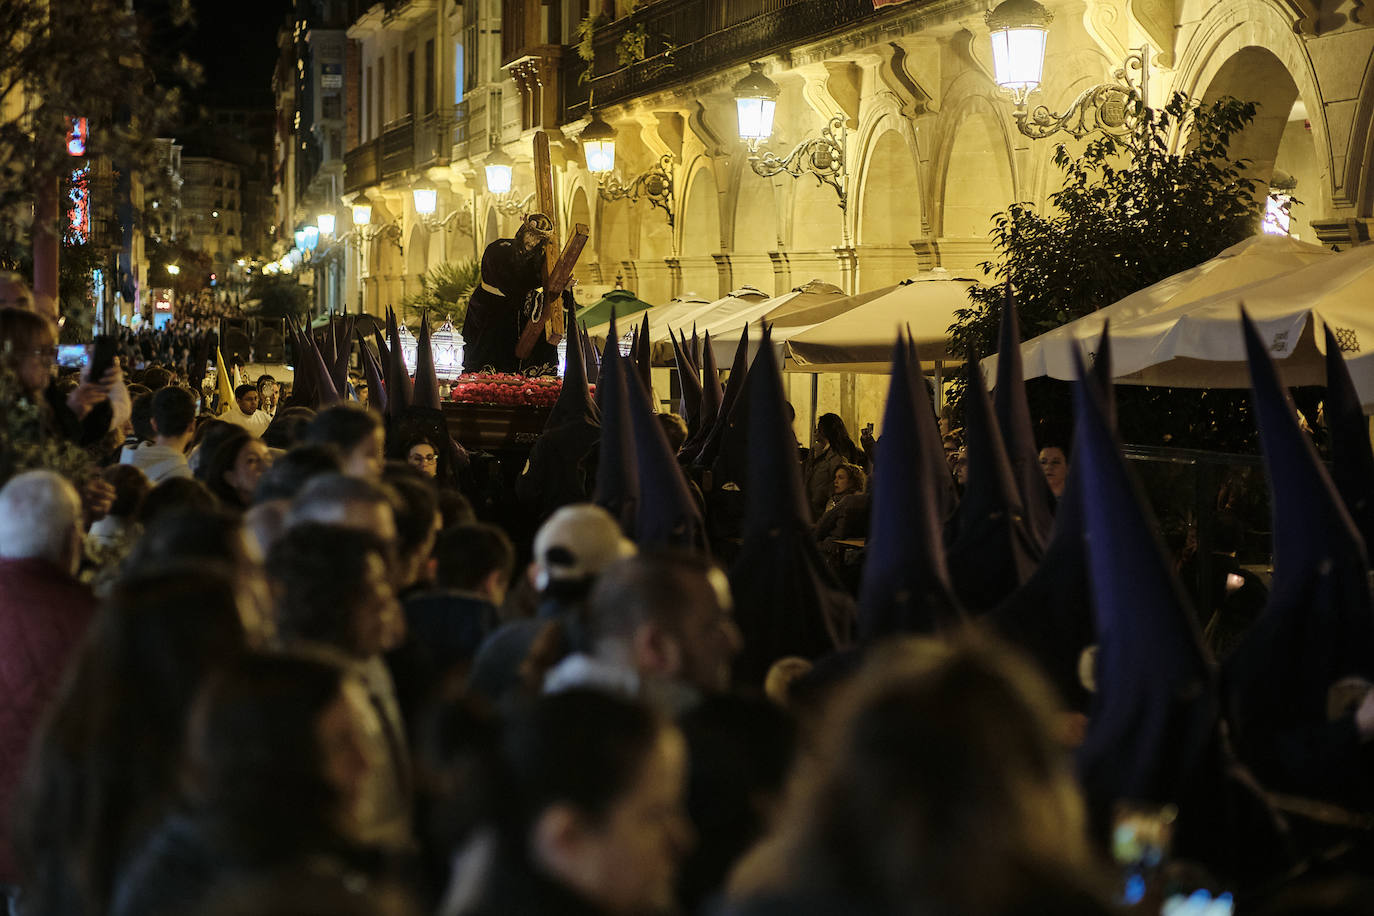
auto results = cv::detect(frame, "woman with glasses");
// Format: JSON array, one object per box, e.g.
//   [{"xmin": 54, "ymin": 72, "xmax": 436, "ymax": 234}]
[
  {"xmin": 406, "ymin": 436, "xmax": 440, "ymax": 479},
  {"xmin": 0, "ymin": 307, "xmax": 129, "ymax": 448}
]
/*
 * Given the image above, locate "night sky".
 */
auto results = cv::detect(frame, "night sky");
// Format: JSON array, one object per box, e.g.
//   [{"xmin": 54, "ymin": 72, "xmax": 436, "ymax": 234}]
[{"xmin": 186, "ymin": 0, "xmax": 289, "ymax": 109}]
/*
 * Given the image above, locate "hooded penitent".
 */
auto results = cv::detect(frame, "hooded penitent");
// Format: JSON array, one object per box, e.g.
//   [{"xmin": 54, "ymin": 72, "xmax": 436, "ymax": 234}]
[
  {"xmin": 625, "ymin": 350, "xmax": 707, "ymax": 552},
  {"xmin": 858, "ymin": 333, "xmax": 964, "ymax": 639},
  {"xmin": 517, "ymin": 305, "xmax": 602, "ymax": 521},
  {"xmin": 635, "ymin": 313, "xmax": 653, "ymax": 397},
  {"xmin": 386, "ymin": 307, "xmax": 415, "ymax": 411},
  {"xmin": 690, "ymin": 323, "xmax": 751, "ymax": 471},
  {"xmin": 672, "ymin": 328, "xmax": 703, "ymax": 436},
  {"xmin": 990, "ymin": 325, "xmax": 1113, "ymax": 711},
  {"xmin": 1073, "ymin": 350, "xmax": 1289, "ymax": 884},
  {"xmin": 946, "ymin": 353, "xmax": 1042, "ymax": 612},
  {"xmin": 729, "ymin": 334, "xmax": 853, "ymax": 684},
  {"xmin": 592, "ymin": 312, "xmax": 639, "ymax": 535},
  {"xmin": 356, "ymin": 329, "xmax": 389, "ymax": 417},
  {"xmin": 413, "ymin": 311, "xmax": 443, "ymax": 411},
  {"xmin": 1222, "ymin": 312, "xmax": 1374, "ymax": 809},
  {"xmin": 993, "ymin": 288, "xmax": 1055, "ymax": 548}
]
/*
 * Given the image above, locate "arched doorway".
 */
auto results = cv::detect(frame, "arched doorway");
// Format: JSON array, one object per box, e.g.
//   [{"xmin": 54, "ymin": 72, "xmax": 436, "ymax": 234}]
[
  {"xmin": 859, "ymin": 127, "xmax": 923, "ymax": 289},
  {"xmin": 1200, "ymin": 47, "xmax": 1318, "ymax": 241}
]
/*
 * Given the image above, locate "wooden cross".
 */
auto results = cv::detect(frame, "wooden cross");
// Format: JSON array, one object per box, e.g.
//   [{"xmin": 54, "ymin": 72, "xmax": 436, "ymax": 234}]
[{"xmin": 516, "ymin": 130, "xmax": 590, "ymax": 360}]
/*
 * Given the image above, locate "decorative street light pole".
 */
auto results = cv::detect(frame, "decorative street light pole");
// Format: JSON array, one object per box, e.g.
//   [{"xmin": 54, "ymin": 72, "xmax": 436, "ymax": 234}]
[
  {"xmin": 412, "ymin": 178, "xmax": 475, "ymax": 235},
  {"xmin": 986, "ymin": 0, "xmax": 1150, "ymax": 140},
  {"xmin": 579, "ymin": 111, "xmax": 676, "ymax": 227}
]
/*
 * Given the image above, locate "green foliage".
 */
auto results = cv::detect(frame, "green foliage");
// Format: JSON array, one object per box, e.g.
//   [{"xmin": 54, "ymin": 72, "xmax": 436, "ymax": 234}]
[
  {"xmin": 616, "ymin": 24, "xmax": 648, "ymax": 67},
  {"xmin": 0, "ymin": 367, "xmax": 95, "ymax": 488},
  {"xmin": 57, "ymin": 243, "xmax": 102, "ymax": 343},
  {"xmin": 400, "ymin": 259, "xmax": 479, "ymax": 326},
  {"xmin": 0, "ymin": 0, "xmax": 198, "ymax": 256},
  {"xmin": 947, "ymin": 93, "xmax": 1269, "ymax": 451},
  {"xmin": 244, "ymin": 275, "xmax": 310, "ymax": 323}
]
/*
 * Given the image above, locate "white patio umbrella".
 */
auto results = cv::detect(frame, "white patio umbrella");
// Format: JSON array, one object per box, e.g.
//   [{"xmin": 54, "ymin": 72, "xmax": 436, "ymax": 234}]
[
  {"xmin": 989, "ymin": 233, "xmax": 1338, "ymax": 386},
  {"xmin": 692, "ymin": 279, "xmax": 847, "ymax": 367},
  {"xmin": 780, "ymin": 275, "xmax": 980, "ymax": 373}
]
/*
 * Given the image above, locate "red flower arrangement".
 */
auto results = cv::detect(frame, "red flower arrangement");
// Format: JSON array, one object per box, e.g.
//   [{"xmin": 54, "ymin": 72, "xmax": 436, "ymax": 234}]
[{"xmin": 450, "ymin": 372, "xmax": 592, "ymax": 408}]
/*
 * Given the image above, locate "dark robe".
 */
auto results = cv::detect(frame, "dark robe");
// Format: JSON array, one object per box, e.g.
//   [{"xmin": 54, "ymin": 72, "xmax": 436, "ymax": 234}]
[{"xmin": 461, "ymin": 238, "xmax": 557, "ymax": 373}]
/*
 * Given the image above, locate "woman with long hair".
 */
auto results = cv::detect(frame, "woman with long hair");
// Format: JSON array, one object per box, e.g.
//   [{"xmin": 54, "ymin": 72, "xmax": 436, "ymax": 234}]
[
  {"xmin": 13, "ymin": 564, "xmax": 249, "ymax": 916},
  {"xmin": 199, "ymin": 431, "xmax": 273, "ymax": 511},
  {"xmin": 801, "ymin": 414, "xmax": 863, "ymax": 522},
  {"xmin": 453, "ymin": 689, "xmax": 693, "ymax": 916},
  {"xmin": 727, "ymin": 636, "xmax": 1108, "ymax": 916},
  {"xmin": 109, "ymin": 654, "xmax": 379, "ymax": 916}
]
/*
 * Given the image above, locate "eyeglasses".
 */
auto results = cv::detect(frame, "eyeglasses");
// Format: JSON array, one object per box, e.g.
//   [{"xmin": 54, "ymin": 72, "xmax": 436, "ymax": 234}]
[{"xmin": 410, "ymin": 453, "xmax": 438, "ymax": 464}]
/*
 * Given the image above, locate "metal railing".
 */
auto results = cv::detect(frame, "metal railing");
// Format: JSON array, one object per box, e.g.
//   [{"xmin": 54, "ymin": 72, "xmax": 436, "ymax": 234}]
[
  {"xmin": 343, "ymin": 140, "xmax": 380, "ymax": 194},
  {"xmin": 381, "ymin": 114, "xmax": 415, "ymax": 177},
  {"xmin": 585, "ymin": 0, "xmax": 884, "ymax": 109}
]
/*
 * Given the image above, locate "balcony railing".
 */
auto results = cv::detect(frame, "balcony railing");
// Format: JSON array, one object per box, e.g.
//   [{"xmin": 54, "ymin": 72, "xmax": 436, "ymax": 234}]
[
  {"xmin": 343, "ymin": 140, "xmax": 380, "ymax": 194},
  {"xmin": 585, "ymin": 0, "xmax": 885, "ymax": 110},
  {"xmin": 415, "ymin": 107, "xmax": 457, "ymax": 168},
  {"xmin": 380, "ymin": 115, "xmax": 416, "ymax": 177}
]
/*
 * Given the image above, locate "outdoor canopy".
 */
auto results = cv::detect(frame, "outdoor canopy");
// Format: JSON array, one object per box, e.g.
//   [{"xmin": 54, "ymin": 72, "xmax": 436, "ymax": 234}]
[{"xmin": 987, "ymin": 234, "xmax": 1374, "ymax": 405}]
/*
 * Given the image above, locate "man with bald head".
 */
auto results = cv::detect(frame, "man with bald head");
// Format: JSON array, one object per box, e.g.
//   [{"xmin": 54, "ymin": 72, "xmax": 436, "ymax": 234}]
[{"xmin": 0, "ymin": 471, "xmax": 98, "ymax": 889}]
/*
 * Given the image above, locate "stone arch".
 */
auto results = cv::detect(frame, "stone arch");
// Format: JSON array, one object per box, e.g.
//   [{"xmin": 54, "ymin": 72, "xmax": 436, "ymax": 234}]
[
  {"xmin": 569, "ymin": 185, "xmax": 594, "ymax": 284},
  {"xmin": 854, "ymin": 119, "xmax": 924, "ymax": 288},
  {"xmin": 679, "ymin": 159, "xmax": 722, "ymax": 296},
  {"xmin": 1174, "ymin": 0, "xmax": 1331, "ymax": 216},
  {"xmin": 407, "ymin": 225, "xmax": 429, "ymax": 277},
  {"xmin": 935, "ymin": 98, "xmax": 1016, "ymax": 240},
  {"xmin": 598, "ymin": 196, "xmax": 633, "ymax": 283}
]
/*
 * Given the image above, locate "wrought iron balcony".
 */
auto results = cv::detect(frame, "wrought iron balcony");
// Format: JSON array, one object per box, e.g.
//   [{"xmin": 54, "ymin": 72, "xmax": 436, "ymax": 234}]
[
  {"xmin": 584, "ymin": 0, "xmax": 884, "ymax": 110},
  {"xmin": 381, "ymin": 114, "xmax": 415, "ymax": 177},
  {"xmin": 343, "ymin": 140, "xmax": 380, "ymax": 194}
]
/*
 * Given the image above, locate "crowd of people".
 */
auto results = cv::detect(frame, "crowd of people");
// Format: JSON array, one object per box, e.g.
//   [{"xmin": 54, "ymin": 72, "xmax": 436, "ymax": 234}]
[{"xmin": 2, "ymin": 271, "xmax": 1374, "ymax": 916}]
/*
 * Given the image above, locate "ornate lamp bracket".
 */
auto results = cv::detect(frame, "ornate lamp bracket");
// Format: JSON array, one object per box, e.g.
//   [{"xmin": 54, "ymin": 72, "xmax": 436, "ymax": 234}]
[
  {"xmin": 597, "ymin": 154, "xmax": 676, "ymax": 228},
  {"xmin": 1014, "ymin": 45, "xmax": 1150, "ymax": 140},
  {"xmin": 747, "ymin": 115, "xmax": 848, "ymax": 215}
]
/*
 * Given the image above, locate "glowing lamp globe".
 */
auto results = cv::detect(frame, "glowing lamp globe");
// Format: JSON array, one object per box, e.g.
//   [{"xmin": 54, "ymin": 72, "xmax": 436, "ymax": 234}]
[
  {"xmin": 412, "ymin": 181, "xmax": 438, "ymax": 216},
  {"xmin": 732, "ymin": 63, "xmax": 780, "ymax": 146},
  {"xmin": 986, "ymin": 0, "xmax": 1053, "ymax": 104},
  {"xmin": 430, "ymin": 318, "xmax": 465, "ymax": 380},
  {"xmin": 293, "ymin": 228, "xmax": 307, "ymax": 249},
  {"xmin": 485, "ymin": 148, "xmax": 514, "ymax": 195},
  {"xmin": 317, "ymin": 213, "xmax": 336, "ymax": 236},
  {"xmin": 581, "ymin": 111, "xmax": 618, "ymax": 174},
  {"xmin": 351, "ymin": 197, "xmax": 373, "ymax": 227},
  {"xmin": 303, "ymin": 225, "xmax": 319, "ymax": 251}
]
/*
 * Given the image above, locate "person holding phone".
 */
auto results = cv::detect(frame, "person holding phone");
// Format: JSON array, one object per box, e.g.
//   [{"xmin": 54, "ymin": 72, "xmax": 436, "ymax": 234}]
[{"xmin": 0, "ymin": 309, "xmax": 129, "ymax": 447}]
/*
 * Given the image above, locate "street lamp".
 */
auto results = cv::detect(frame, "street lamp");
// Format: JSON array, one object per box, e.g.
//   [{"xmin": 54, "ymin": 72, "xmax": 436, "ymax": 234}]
[
  {"xmin": 352, "ymin": 196, "xmax": 373, "ymax": 228},
  {"xmin": 412, "ymin": 178, "xmax": 474, "ymax": 235},
  {"xmin": 986, "ymin": 0, "xmax": 1149, "ymax": 139},
  {"xmin": 317, "ymin": 212, "xmax": 336, "ymax": 236},
  {"xmin": 732, "ymin": 63, "xmax": 848, "ymax": 224},
  {"xmin": 294, "ymin": 228, "xmax": 307, "ymax": 250},
  {"xmin": 165, "ymin": 263, "xmax": 181, "ymax": 276},
  {"xmin": 484, "ymin": 148, "xmax": 514, "ymax": 195},
  {"xmin": 579, "ymin": 112, "xmax": 676, "ymax": 227},
  {"xmin": 303, "ymin": 225, "xmax": 320, "ymax": 252}
]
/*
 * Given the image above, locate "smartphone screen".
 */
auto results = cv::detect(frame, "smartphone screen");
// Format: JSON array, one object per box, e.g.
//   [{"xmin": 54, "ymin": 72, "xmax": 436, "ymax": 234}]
[{"xmin": 56, "ymin": 345, "xmax": 87, "ymax": 370}]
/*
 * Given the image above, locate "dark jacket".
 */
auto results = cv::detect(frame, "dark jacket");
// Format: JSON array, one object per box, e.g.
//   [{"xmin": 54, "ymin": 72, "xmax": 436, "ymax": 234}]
[{"xmin": 0, "ymin": 557, "xmax": 96, "ymax": 882}]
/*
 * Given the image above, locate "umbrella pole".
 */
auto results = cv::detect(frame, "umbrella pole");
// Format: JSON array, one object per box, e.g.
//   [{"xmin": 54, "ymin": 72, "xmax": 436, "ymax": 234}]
[
  {"xmin": 810, "ymin": 373, "xmax": 819, "ymax": 450},
  {"xmin": 934, "ymin": 360, "xmax": 945, "ymax": 418}
]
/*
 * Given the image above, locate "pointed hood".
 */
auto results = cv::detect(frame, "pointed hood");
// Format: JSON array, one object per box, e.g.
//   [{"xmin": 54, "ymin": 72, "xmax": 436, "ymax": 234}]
[
  {"xmin": 307, "ymin": 329, "xmax": 341, "ymax": 406},
  {"xmin": 689, "ymin": 325, "xmax": 701, "ymax": 372},
  {"xmin": 691, "ymin": 322, "xmax": 750, "ymax": 469},
  {"xmin": 905, "ymin": 326, "xmax": 959, "ymax": 527},
  {"xmin": 730, "ymin": 333, "xmax": 854, "ymax": 683},
  {"xmin": 546, "ymin": 303, "xmax": 598, "ymax": 430},
  {"xmin": 946, "ymin": 352, "xmax": 1043, "ymax": 612},
  {"xmin": 672, "ymin": 329, "xmax": 703, "ymax": 433},
  {"xmin": 592, "ymin": 312, "xmax": 639, "ymax": 535},
  {"xmin": 413, "ymin": 311, "xmax": 443, "ymax": 410},
  {"xmin": 699, "ymin": 331, "xmax": 723, "ymax": 422},
  {"xmin": 386, "ymin": 308, "xmax": 414, "ymax": 411},
  {"xmin": 594, "ymin": 313, "xmax": 620, "ymax": 417},
  {"xmin": 635, "ymin": 313, "xmax": 652, "ymax": 397},
  {"xmin": 859, "ymin": 334, "xmax": 965, "ymax": 639},
  {"xmin": 709, "ymin": 324, "xmax": 771, "ymax": 489},
  {"xmin": 329, "ymin": 316, "xmax": 353, "ymax": 395},
  {"xmin": 1323, "ymin": 324, "xmax": 1374, "ymax": 554},
  {"xmin": 581, "ymin": 321, "xmax": 600, "ymax": 386},
  {"xmin": 356, "ymin": 330, "xmax": 389, "ymax": 416},
  {"xmin": 286, "ymin": 320, "xmax": 318, "ymax": 408},
  {"xmin": 1073, "ymin": 350, "xmax": 1218, "ymax": 810},
  {"xmin": 993, "ymin": 288, "xmax": 1055, "ymax": 548},
  {"xmin": 1222, "ymin": 313, "xmax": 1374, "ymax": 783},
  {"xmin": 625, "ymin": 353, "xmax": 707, "ymax": 551},
  {"xmin": 990, "ymin": 326, "xmax": 1113, "ymax": 710}
]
